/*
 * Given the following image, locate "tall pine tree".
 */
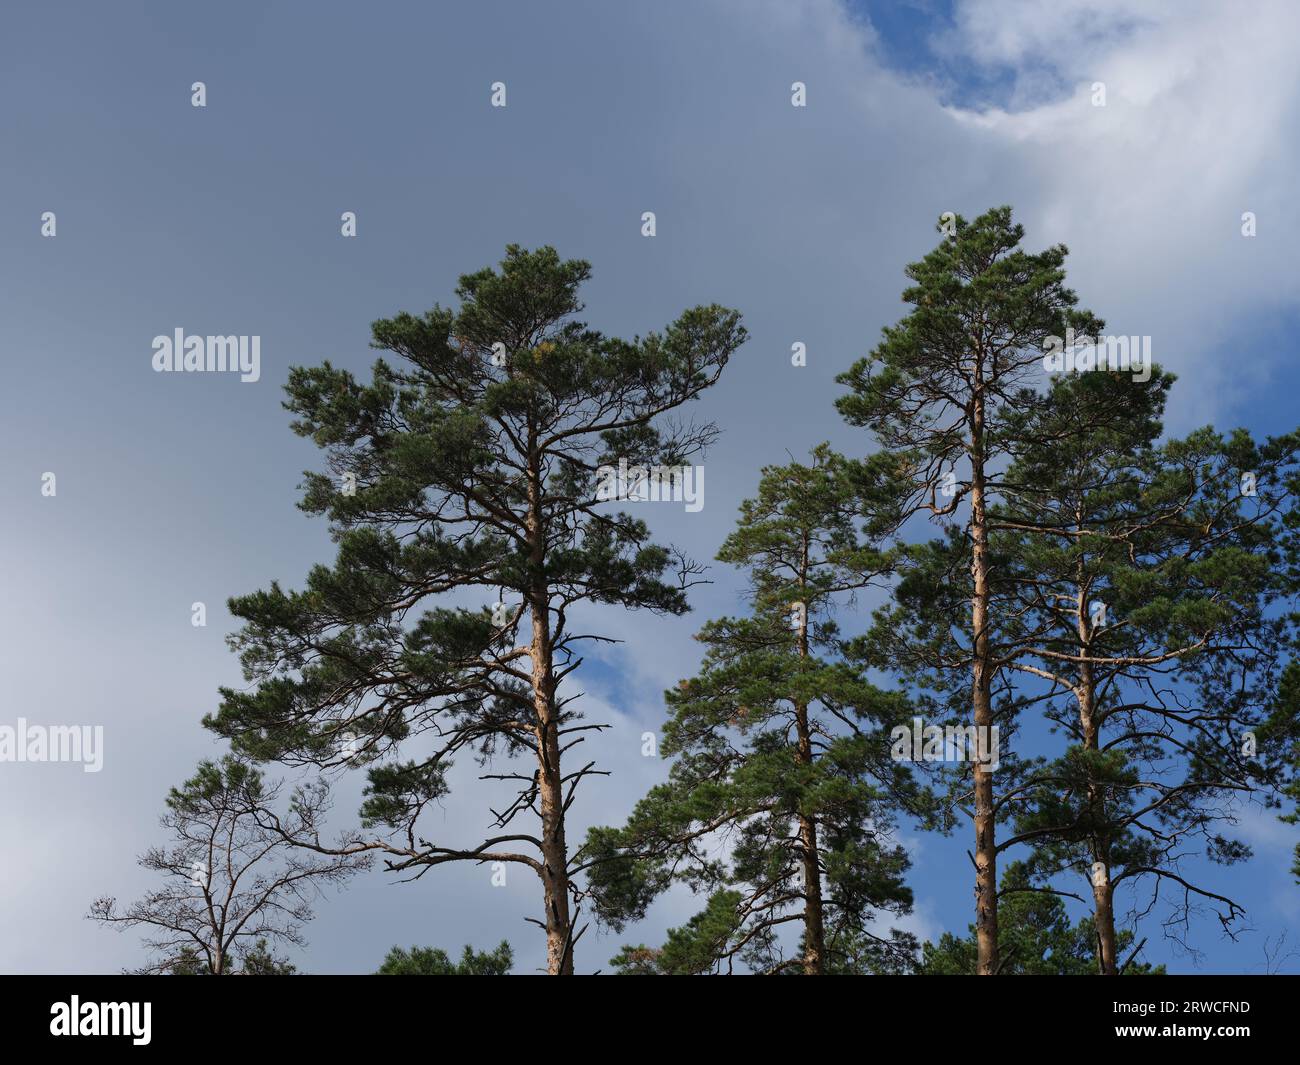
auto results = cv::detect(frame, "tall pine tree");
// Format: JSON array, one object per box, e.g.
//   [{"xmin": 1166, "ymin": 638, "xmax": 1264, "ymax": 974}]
[
  {"xmin": 993, "ymin": 369, "xmax": 1299, "ymax": 970},
  {"xmin": 204, "ymin": 246, "xmax": 746, "ymax": 973},
  {"xmin": 836, "ymin": 206, "xmax": 1101, "ymax": 973}
]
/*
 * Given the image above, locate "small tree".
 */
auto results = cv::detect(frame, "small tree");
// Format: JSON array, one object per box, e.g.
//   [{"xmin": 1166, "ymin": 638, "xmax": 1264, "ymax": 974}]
[
  {"xmin": 376, "ymin": 941, "xmax": 512, "ymax": 975},
  {"xmin": 919, "ymin": 862, "xmax": 1163, "ymax": 975},
  {"xmin": 585, "ymin": 447, "xmax": 919, "ymax": 974},
  {"xmin": 168, "ymin": 938, "xmax": 299, "ymax": 975},
  {"xmin": 89, "ymin": 756, "xmax": 366, "ymax": 974}
]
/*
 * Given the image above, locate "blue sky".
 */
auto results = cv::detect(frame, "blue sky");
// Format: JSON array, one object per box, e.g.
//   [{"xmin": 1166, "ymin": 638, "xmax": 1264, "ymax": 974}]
[{"xmin": 2, "ymin": 0, "xmax": 1298, "ymax": 974}]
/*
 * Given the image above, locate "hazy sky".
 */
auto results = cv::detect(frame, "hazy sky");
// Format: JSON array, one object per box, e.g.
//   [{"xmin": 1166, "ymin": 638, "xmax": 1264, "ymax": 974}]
[{"xmin": 3, "ymin": 0, "xmax": 1299, "ymax": 974}]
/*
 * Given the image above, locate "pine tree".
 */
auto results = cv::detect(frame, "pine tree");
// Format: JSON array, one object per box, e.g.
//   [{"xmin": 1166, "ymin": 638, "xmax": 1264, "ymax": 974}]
[
  {"xmin": 583, "ymin": 446, "xmax": 919, "ymax": 974},
  {"xmin": 1266, "ymin": 661, "xmax": 1300, "ymax": 886},
  {"xmin": 836, "ymin": 206, "xmax": 1101, "ymax": 973},
  {"xmin": 203, "ymin": 246, "xmax": 746, "ymax": 973},
  {"xmin": 991, "ymin": 369, "xmax": 1299, "ymax": 970},
  {"xmin": 169, "ymin": 939, "xmax": 298, "ymax": 975},
  {"xmin": 376, "ymin": 941, "xmax": 513, "ymax": 975}
]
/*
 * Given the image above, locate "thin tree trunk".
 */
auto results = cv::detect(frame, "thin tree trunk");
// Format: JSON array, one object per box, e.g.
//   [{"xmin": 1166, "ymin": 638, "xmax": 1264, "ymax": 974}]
[
  {"xmin": 794, "ymin": 690, "xmax": 826, "ymax": 971},
  {"xmin": 1077, "ymin": 578, "xmax": 1118, "ymax": 975},
  {"xmin": 1081, "ymin": 703, "xmax": 1119, "ymax": 975},
  {"xmin": 1090, "ymin": 841, "xmax": 1119, "ymax": 976},
  {"xmin": 794, "ymin": 533, "xmax": 826, "ymax": 974},
  {"xmin": 970, "ymin": 388, "xmax": 999, "ymax": 975}
]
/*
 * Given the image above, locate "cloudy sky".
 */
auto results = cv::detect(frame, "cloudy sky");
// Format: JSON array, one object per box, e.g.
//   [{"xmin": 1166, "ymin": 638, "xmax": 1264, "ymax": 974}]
[{"xmin": 2, "ymin": 0, "xmax": 1299, "ymax": 974}]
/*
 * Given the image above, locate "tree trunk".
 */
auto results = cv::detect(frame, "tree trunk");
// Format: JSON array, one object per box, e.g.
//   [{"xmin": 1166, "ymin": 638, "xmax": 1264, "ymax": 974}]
[
  {"xmin": 1090, "ymin": 850, "xmax": 1119, "ymax": 976},
  {"xmin": 1077, "ymin": 588, "xmax": 1118, "ymax": 975},
  {"xmin": 1079, "ymin": 683, "xmax": 1119, "ymax": 975},
  {"xmin": 970, "ymin": 389, "xmax": 999, "ymax": 975},
  {"xmin": 1071, "ymin": 548, "xmax": 1123, "ymax": 972},
  {"xmin": 528, "ymin": 442, "xmax": 573, "ymax": 975},
  {"xmin": 794, "ymin": 691, "xmax": 825, "ymax": 975},
  {"xmin": 531, "ymin": 590, "xmax": 573, "ymax": 974},
  {"xmin": 794, "ymin": 535, "xmax": 826, "ymax": 974}
]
